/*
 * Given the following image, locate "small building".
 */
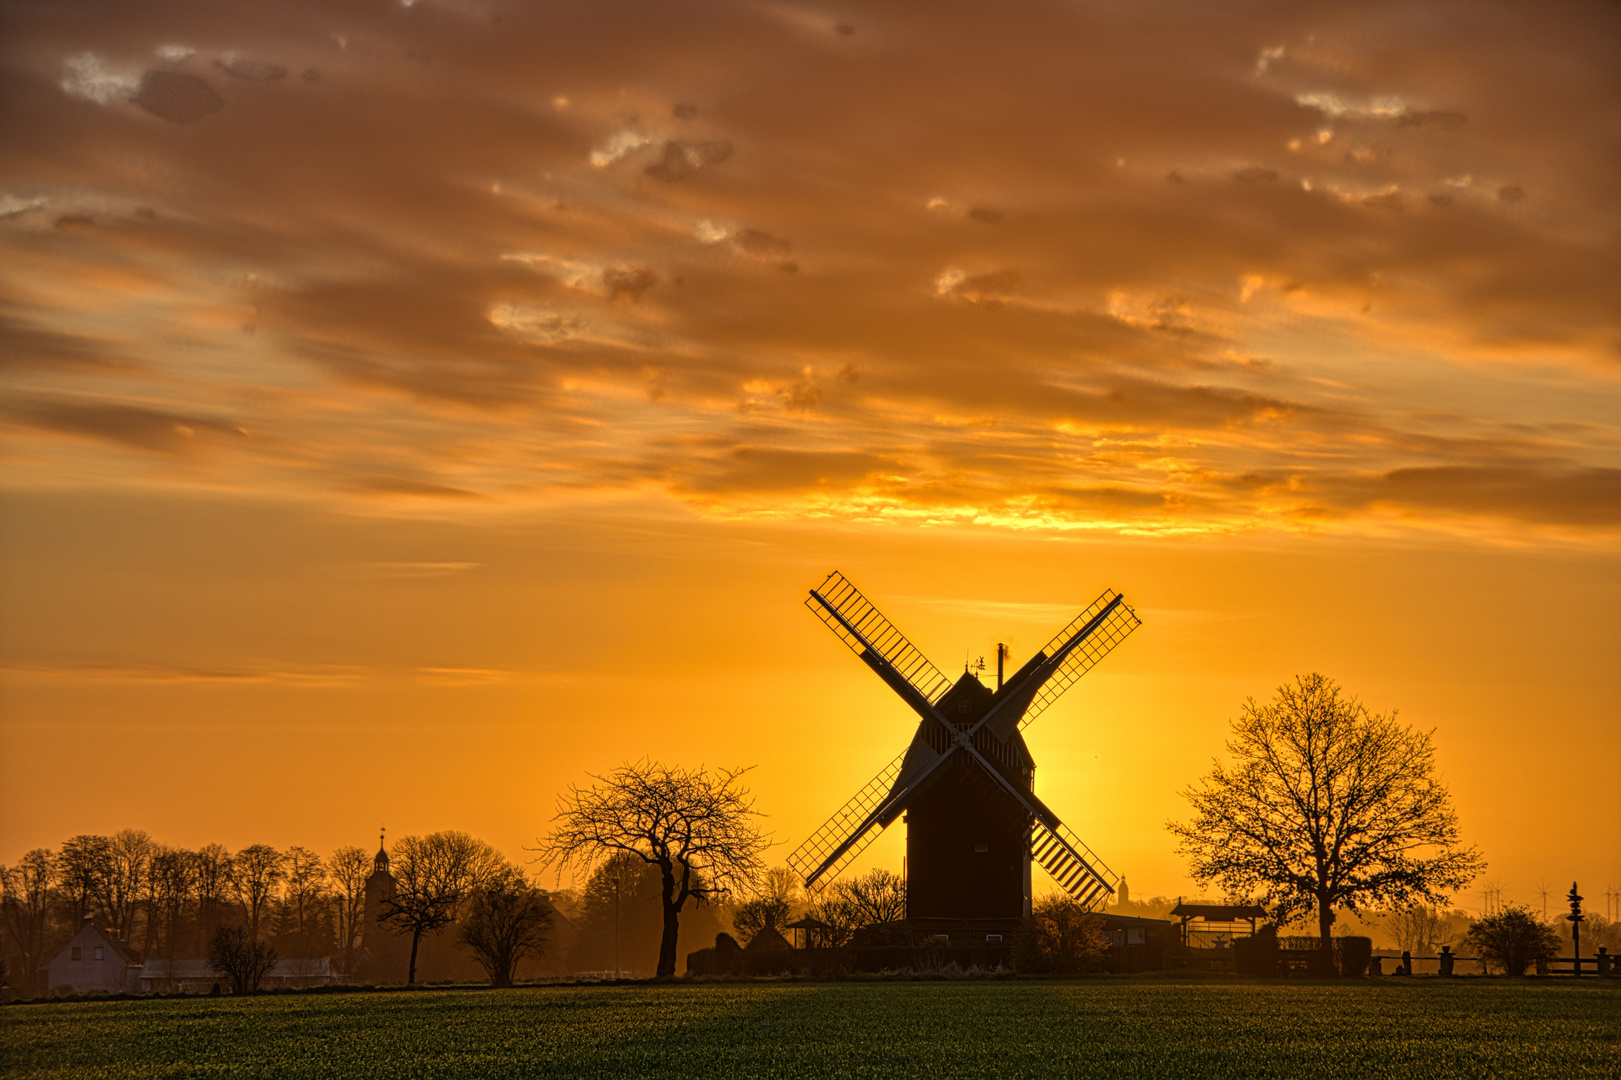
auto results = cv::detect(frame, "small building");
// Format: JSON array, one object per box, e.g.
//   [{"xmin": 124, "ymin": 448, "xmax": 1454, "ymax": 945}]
[
  {"xmin": 1170, "ymin": 902, "xmax": 1267, "ymax": 949},
  {"xmin": 743, "ymin": 923, "xmax": 792, "ymax": 951},
  {"xmin": 138, "ymin": 956, "xmax": 339, "ymax": 993},
  {"xmin": 46, "ymin": 918, "xmax": 141, "ymax": 994}
]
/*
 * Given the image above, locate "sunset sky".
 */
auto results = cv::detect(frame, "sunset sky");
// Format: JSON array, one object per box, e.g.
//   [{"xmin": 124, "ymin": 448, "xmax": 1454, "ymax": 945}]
[{"xmin": 2, "ymin": 0, "xmax": 1617, "ymax": 915}]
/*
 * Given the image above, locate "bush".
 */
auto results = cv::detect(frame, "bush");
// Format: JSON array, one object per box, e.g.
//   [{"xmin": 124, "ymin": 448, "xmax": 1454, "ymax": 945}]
[
  {"xmin": 1013, "ymin": 897, "xmax": 1105, "ymax": 974},
  {"xmin": 1338, "ymin": 936, "xmax": 1373, "ymax": 977},
  {"xmin": 1234, "ymin": 924, "xmax": 1279, "ymax": 976},
  {"xmin": 1466, "ymin": 907, "xmax": 1560, "ymax": 976},
  {"xmin": 207, "ymin": 926, "xmax": 277, "ymax": 995}
]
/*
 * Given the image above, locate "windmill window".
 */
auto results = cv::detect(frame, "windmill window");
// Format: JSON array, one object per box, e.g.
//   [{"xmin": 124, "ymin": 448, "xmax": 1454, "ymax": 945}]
[
  {"xmin": 986, "ymin": 934, "xmax": 1004, "ymax": 944},
  {"xmin": 71, "ymin": 947, "xmax": 81, "ymax": 961},
  {"xmin": 974, "ymin": 841, "xmax": 989, "ymax": 853},
  {"xmin": 957, "ymin": 699, "xmax": 972, "ymax": 713},
  {"xmin": 94, "ymin": 946, "xmax": 104, "ymax": 961}
]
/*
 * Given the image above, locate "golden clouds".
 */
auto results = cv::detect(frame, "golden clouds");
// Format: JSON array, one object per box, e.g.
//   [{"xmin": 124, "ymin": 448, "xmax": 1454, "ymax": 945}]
[{"xmin": 0, "ymin": 0, "xmax": 1617, "ymax": 540}]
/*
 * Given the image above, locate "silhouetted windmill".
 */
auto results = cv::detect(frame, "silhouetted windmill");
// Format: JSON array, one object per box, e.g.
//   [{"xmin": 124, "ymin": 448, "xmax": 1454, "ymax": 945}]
[{"xmin": 787, "ymin": 572, "xmax": 1141, "ymax": 941}]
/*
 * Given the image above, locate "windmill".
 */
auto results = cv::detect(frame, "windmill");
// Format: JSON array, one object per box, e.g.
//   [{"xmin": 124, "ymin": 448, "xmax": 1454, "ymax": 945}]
[{"xmin": 786, "ymin": 571, "xmax": 1141, "ymax": 942}]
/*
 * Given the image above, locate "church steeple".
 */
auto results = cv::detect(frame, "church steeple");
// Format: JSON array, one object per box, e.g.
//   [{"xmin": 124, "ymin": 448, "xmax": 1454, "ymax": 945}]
[{"xmin": 374, "ymin": 826, "xmax": 390, "ymax": 874}]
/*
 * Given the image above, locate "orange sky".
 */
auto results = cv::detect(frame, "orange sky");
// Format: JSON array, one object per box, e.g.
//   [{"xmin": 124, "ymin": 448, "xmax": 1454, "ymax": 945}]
[{"xmin": 2, "ymin": 0, "xmax": 1618, "ymax": 914}]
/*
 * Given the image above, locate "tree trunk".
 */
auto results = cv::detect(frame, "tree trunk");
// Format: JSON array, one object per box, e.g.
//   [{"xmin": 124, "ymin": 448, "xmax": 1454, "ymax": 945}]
[
  {"xmin": 408, "ymin": 926, "xmax": 422, "ymax": 985},
  {"xmin": 1317, "ymin": 891, "xmax": 1335, "ymax": 973},
  {"xmin": 657, "ymin": 862, "xmax": 681, "ymax": 978}
]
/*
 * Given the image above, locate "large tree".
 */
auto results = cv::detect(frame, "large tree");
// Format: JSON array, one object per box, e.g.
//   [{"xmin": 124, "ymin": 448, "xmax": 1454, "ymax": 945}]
[
  {"xmin": 328, "ymin": 845, "xmax": 371, "ymax": 975},
  {"xmin": 1169, "ymin": 673, "xmax": 1485, "ymax": 949},
  {"xmin": 542, "ymin": 761, "xmax": 769, "ymax": 978},
  {"xmin": 0, "ymin": 849, "xmax": 57, "ymax": 995},
  {"xmin": 230, "ymin": 844, "xmax": 286, "ymax": 941},
  {"xmin": 380, "ymin": 830, "xmax": 505, "ymax": 984}
]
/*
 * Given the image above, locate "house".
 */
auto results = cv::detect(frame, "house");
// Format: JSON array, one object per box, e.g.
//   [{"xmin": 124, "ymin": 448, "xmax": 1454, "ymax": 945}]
[
  {"xmin": 138, "ymin": 956, "xmax": 339, "ymax": 993},
  {"xmin": 46, "ymin": 918, "xmax": 142, "ymax": 994}
]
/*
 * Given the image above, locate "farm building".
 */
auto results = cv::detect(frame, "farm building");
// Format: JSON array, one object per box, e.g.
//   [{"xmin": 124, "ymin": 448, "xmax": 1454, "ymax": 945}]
[{"xmin": 45, "ymin": 918, "xmax": 142, "ymax": 994}]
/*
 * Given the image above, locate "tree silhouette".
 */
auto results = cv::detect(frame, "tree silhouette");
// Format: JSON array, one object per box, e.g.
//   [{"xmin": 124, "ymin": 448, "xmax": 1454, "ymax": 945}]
[
  {"xmin": 0, "ymin": 850, "xmax": 57, "ymax": 995},
  {"xmin": 380, "ymin": 831, "xmax": 505, "ymax": 984},
  {"xmin": 1466, "ymin": 907, "xmax": 1559, "ymax": 975},
  {"xmin": 541, "ymin": 761, "xmax": 768, "ymax": 977},
  {"xmin": 229, "ymin": 844, "xmax": 286, "ymax": 941},
  {"xmin": 459, "ymin": 867, "xmax": 553, "ymax": 985},
  {"xmin": 207, "ymin": 924, "xmax": 277, "ymax": 994},
  {"xmin": 328, "ymin": 846, "xmax": 370, "ymax": 975},
  {"xmin": 1170, "ymin": 673, "xmax": 1484, "ymax": 949}
]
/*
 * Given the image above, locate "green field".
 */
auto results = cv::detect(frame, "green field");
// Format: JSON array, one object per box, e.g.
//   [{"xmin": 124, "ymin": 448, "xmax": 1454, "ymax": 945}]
[{"xmin": 4, "ymin": 977, "xmax": 1618, "ymax": 1079}]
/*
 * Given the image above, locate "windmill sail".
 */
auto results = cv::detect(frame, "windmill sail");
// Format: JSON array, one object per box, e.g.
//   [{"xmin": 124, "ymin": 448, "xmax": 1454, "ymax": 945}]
[
  {"xmin": 786, "ymin": 751, "xmax": 906, "ymax": 892},
  {"xmin": 1018, "ymin": 590, "xmax": 1140, "ymax": 729},
  {"xmin": 806, "ymin": 572, "xmax": 953, "ymax": 710},
  {"xmin": 1031, "ymin": 819, "xmax": 1118, "ymax": 910}
]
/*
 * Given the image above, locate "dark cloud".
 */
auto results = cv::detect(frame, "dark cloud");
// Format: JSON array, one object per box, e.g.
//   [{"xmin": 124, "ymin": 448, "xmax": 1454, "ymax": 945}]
[
  {"xmin": 132, "ymin": 71, "xmax": 224, "ymax": 123},
  {"xmin": 1, "ymin": 397, "xmax": 246, "ymax": 453}
]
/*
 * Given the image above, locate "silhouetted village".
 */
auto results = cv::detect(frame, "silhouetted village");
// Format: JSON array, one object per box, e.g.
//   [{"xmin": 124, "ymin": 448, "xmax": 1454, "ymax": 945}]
[{"xmin": 4, "ymin": 574, "xmax": 1616, "ymax": 996}]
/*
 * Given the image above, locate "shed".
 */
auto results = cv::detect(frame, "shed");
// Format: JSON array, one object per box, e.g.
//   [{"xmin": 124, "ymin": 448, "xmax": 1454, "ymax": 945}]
[{"xmin": 1170, "ymin": 902, "xmax": 1267, "ymax": 948}]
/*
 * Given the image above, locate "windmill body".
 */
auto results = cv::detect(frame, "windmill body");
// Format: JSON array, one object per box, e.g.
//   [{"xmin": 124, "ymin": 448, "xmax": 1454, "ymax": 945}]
[
  {"xmin": 904, "ymin": 672, "xmax": 1035, "ymax": 933},
  {"xmin": 789, "ymin": 572, "xmax": 1140, "ymax": 945}
]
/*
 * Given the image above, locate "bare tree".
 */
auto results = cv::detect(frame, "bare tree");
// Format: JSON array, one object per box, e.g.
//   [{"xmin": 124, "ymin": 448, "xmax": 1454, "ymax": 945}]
[
  {"xmin": 207, "ymin": 925, "xmax": 278, "ymax": 994},
  {"xmin": 230, "ymin": 844, "xmax": 286, "ymax": 941},
  {"xmin": 58, "ymin": 835, "xmax": 113, "ymax": 925},
  {"xmin": 193, "ymin": 843, "xmax": 234, "ymax": 950},
  {"xmin": 0, "ymin": 850, "xmax": 57, "ymax": 995},
  {"xmin": 1170, "ymin": 673, "xmax": 1485, "ymax": 950},
  {"xmin": 328, "ymin": 846, "xmax": 370, "ymax": 975},
  {"xmin": 281, "ymin": 846, "xmax": 327, "ymax": 947},
  {"xmin": 146, "ymin": 846, "xmax": 197, "ymax": 961},
  {"xmin": 731, "ymin": 896, "xmax": 790, "ymax": 944},
  {"xmin": 381, "ymin": 831, "xmax": 505, "ymax": 985},
  {"xmin": 541, "ymin": 761, "xmax": 769, "ymax": 977},
  {"xmin": 838, "ymin": 869, "xmax": 907, "ymax": 927},
  {"xmin": 760, "ymin": 866, "xmax": 801, "ymax": 906},
  {"xmin": 1386, "ymin": 904, "xmax": 1457, "ymax": 955},
  {"xmin": 104, "ymin": 828, "xmax": 153, "ymax": 942},
  {"xmin": 459, "ymin": 866, "xmax": 554, "ymax": 986}
]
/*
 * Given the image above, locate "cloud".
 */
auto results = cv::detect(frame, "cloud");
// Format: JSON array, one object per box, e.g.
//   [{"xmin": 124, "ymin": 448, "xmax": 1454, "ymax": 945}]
[{"xmin": 0, "ymin": 0, "xmax": 1615, "ymax": 542}]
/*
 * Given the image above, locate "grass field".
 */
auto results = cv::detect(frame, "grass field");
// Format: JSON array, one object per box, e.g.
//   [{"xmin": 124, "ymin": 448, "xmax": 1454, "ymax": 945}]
[{"xmin": 4, "ymin": 977, "xmax": 1618, "ymax": 1079}]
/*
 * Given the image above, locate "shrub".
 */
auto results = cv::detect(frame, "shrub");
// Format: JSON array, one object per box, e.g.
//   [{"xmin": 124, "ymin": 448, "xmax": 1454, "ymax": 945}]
[
  {"xmin": 1014, "ymin": 896, "xmax": 1106, "ymax": 974},
  {"xmin": 207, "ymin": 926, "xmax": 277, "ymax": 994},
  {"xmin": 1466, "ymin": 907, "xmax": 1560, "ymax": 976},
  {"xmin": 1338, "ymin": 936, "xmax": 1373, "ymax": 977}
]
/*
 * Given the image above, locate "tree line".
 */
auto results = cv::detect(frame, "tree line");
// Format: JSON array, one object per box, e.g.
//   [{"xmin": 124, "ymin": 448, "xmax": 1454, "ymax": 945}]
[{"xmin": 0, "ymin": 829, "xmax": 553, "ymax": 995}]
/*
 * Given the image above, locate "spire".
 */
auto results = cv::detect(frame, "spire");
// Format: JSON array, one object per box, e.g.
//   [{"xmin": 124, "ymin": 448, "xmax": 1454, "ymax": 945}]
[{"xmin": 374, "ymin": 825, "xmax": 389, "ymax": 873}]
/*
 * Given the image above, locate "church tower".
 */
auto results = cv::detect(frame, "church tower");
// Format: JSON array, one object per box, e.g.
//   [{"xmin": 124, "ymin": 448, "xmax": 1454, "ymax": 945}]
[{"xmin": 354, "ymin": 829, "xmax": 406, "ymax": 981}]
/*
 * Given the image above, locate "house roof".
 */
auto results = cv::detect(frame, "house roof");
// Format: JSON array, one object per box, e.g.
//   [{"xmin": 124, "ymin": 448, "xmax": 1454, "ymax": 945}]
[
  {"xmin": 59, "ymin": 919, "xmax": 142, "ymax": 966},
  {"xmin": 1170, "ymin": 903, "xmax": 1267, "ymax": 921},
  {"xmin": 743, "ymin": 924, "xmax": 793, "ymax": 951},
  {"xmin": 784, "ymin": 915, "xmax": 832, "ymax": 930}
]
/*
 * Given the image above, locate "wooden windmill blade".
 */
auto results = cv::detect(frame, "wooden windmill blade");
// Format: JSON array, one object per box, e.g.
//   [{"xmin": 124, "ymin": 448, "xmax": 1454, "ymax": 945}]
[
  {"xmin": 806, "ymin": 572, "xmax": 954, "ymax": 713},
  {"xmin": 1031, "ymin": 819, "xmax": 1119, "ymax": 910},
  {"xmin": 1017, "ymin": 590, "xmax": 1141, "ymax": 730},
  {"xmin": 790, "ymin": 573, "xmax": 957, "ymax": 892},
  {"xmin": 785, "ymin": 750, "xmax": 906, "ymax": 892}
]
